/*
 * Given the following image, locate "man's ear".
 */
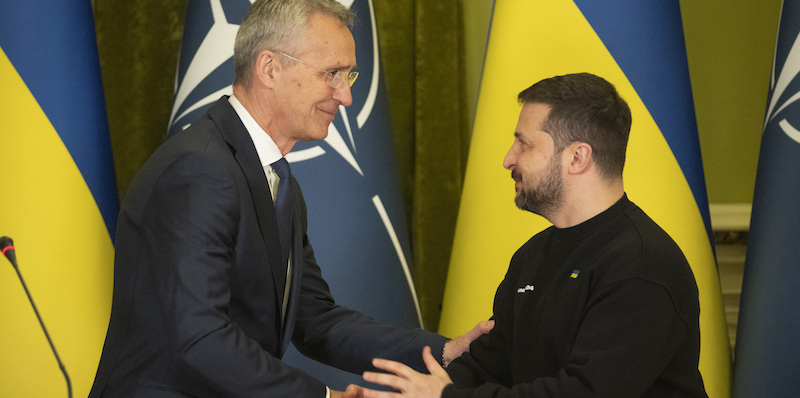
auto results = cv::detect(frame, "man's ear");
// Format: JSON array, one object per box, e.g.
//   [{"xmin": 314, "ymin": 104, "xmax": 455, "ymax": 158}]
[
  {"xmin": 255, "ymin": 50, "xmax": 278, "ymax": 88},
  {"xmin": 567, "ymin": 142, "xmax": 593, "ymax": 175}
]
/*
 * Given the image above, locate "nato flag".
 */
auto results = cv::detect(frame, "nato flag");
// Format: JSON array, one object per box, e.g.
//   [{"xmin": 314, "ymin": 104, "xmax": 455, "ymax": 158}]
[{"xmin": 733, "ymin": 1, "xmax": 800, "ymax": 396}]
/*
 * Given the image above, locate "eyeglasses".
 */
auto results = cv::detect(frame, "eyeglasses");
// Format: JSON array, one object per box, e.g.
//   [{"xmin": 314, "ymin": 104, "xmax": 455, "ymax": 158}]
[{"xmin": 276, "ymin": 51, "xmax": 358, "ymax": 88}]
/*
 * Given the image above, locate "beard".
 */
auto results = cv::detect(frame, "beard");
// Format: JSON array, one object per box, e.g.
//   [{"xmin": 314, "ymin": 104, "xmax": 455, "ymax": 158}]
[{"xmin": 514, "ymin": 156, "xmax": 564, "ymax": 218}]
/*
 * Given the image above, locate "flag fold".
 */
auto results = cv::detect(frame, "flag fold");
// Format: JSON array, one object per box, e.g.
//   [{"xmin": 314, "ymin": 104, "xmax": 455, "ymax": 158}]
[{"xmin": 440, "ymin": 1, "xmax": 730, "ymax": 396}]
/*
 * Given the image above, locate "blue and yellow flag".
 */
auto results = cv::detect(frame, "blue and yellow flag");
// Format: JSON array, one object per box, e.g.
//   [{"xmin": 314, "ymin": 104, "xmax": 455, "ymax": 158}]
[
  {"xmin": 169, "ymin": 0, "xmax": 421, "ymax": 389},
  {"xmin": 439, "ymin": 1, "xmax": 730, "ymax": 396},
  {"xmin": 733, "ymin": 1, "xmax": 800, "ymax": 396},
  {"xmin": 0, "ymin": 1, "xmax": 118, "ymax": 397}
]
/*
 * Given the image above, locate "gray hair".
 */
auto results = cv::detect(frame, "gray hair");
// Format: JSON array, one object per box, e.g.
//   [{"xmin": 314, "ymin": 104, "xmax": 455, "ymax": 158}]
[{"xmin": 233, "ymin": 0, "xmax": 355, "ymax": 87}]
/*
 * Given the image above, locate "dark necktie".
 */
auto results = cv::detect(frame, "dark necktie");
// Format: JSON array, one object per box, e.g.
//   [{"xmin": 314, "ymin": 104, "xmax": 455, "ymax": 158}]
[{"xmin": 271, "ymin": 158, "xmax": 292, "ymax": 265}]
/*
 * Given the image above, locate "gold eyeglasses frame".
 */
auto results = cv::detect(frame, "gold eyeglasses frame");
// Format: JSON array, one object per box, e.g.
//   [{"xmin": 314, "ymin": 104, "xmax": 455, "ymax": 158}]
[{"xmin": 276, "ymin": 51, "xmax": 358, "ymax": 88}]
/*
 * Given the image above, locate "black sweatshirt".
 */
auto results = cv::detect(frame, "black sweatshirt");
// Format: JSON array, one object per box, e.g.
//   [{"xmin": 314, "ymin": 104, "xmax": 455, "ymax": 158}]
[{"xmin": 444, "ymin": 195, "xmax": 708, "ymax": 398}]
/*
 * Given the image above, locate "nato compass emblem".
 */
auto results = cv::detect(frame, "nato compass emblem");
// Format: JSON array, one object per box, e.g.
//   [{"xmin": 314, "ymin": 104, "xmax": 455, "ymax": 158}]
[
  {"xmin": 765, "ymin": 20, "xmax": 800, "ymax": 145},
  {"xmin": 167, "ymin": 0, "xmax": 422, "ymax": 330}
]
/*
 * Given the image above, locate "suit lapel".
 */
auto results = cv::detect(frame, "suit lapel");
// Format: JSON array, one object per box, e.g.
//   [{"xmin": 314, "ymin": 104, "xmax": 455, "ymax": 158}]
[{"xmin": 208, "ymin": 97, "xmax": 288, "ymax": 321}]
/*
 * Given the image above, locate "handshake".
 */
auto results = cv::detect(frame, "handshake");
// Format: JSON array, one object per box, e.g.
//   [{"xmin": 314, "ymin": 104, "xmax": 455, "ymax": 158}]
[{"xmin": 333, "ymin": 320, "xmax": 494, "ymax": 398}]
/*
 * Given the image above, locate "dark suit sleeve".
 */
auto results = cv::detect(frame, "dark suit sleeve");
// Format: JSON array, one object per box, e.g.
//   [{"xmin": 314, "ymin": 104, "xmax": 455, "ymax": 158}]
[
  {"xmin": 147, "ymin": 153, "xmax": 327, "ymax": 397},
  {"xmin": 286, "ymin": 180, "xmax": 448, "ymax": 374}
]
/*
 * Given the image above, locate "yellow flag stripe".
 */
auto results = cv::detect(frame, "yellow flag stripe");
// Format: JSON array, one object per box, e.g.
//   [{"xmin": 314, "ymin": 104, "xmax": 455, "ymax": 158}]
[{"xmin": 0, "ymin": 48, "xmax": 114, "ymax": 397}]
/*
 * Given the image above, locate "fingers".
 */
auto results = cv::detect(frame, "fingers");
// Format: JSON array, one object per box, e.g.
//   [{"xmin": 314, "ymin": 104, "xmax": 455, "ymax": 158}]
[
  {"xmin": 342, "ymin": 384, "xmax": 366, "ymax": 398},
  {"xmin": 363, "ymin": 360, "xmax": 417, "ymax": 395},
  {"xmin": 359, "ymin": 387, "xmax": 396, "ymax": 398},
  {"xmin": 370, "ymin": 357, "xmax": 416, "ymax": 379},
  {"xmin": 363, "ymin": 369, "xmax": 403, "ymax": 386},
  {"xmin": 362, "ymin": 348, "xmax": 452, "ymax": 398},
  {"xmin": 468, "ymin": 320, "xmax": 495, "ymax": 338},
  {"xmin": 444, "ymin": 321, "xmax": 492, "ymax": 366},
  {"xmin": 363, "ymin": 351, "xmax": 432, "ymax": 394},
  {"xmin": 364, "ymin": 358, "xmax": 412, "ymax": 393}
]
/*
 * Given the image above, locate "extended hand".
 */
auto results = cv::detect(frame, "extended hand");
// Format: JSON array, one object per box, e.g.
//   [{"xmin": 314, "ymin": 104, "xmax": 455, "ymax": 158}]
[
  {"xmin": 443, "ymin": 320, "xmax": 494, "ymax": 366},
  {"xmin": 359, "ymin": 346, "xmax": 453, "ymax": 398}
]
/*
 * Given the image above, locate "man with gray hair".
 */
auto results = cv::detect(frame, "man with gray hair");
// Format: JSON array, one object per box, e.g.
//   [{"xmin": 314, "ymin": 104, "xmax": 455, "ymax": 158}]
[{"xmin": 88, "ymin": 1, "xmax": 488, "ymax": 397}]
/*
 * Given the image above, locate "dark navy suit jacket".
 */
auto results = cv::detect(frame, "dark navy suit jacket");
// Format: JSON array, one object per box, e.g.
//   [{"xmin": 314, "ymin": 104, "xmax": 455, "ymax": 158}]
[{"xmin": 89, "ymin": 97, "xmax": 445, "ymax": 397}]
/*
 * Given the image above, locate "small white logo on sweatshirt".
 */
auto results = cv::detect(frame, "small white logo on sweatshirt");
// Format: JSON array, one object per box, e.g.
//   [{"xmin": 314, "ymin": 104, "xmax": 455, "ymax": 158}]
[{"xmin": 516, "ymin": 284, "xmax": 535, "ymax": 293}]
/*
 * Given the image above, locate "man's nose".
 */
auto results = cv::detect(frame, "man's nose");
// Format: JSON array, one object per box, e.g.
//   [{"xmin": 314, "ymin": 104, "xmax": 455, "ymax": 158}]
[
  {"xmin": 503, "ymin": 146, "xmax": 517, "ymax": 170},
  {"xmin": 333, "ymin": 81, "xmax": 353, "ymax": 107}
]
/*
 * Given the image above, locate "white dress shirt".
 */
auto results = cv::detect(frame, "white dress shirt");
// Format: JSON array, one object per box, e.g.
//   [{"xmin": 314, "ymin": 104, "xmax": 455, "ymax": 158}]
[{"xmin": 228, "ymin": 95, "xmax": 329, "ymax": 398}]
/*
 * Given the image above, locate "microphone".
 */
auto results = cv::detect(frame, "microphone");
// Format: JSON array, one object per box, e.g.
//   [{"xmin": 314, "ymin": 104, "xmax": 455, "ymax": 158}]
[
  {"xmin": 1, "ymin": 236, "xmax": 72, "ymax": 398},
  {"xmin": 1, "ymin": 235, "xmax": 17, "ymax": 266}
]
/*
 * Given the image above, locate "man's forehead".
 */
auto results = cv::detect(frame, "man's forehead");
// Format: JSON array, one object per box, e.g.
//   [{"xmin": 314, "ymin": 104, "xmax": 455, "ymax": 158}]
[
  {"xmin": 516, "ymin": 103, "xmax": 550, "ymax": 132},
  {"xmin": 301, "ymin": 14, "xmax": 356, "ymax": 68}
]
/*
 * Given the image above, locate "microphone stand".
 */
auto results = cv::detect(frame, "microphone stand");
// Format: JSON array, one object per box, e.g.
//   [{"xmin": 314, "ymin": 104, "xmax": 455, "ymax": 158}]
[{"xmin": 3, "ymin": 238, "xmax": 72, "ymax": 398}]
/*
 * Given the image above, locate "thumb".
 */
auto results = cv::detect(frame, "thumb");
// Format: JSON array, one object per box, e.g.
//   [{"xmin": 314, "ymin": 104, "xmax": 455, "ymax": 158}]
[
  {"xmin": 342, "ymin": 384, "xmax": 364, "ymax": 398},
  {"xmin": 423, "ymin": 346, "xmax": 447, "ymax": 377},
  {"xmin": 468, "ymin": 320, "xmax": 495, "ymax": 338}
]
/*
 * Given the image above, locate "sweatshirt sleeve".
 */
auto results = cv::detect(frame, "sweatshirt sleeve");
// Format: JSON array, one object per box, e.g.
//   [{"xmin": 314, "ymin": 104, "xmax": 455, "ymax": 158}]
[{"xmin": 443, "ymin": 278, "xmax": 691, "ymax": 398}]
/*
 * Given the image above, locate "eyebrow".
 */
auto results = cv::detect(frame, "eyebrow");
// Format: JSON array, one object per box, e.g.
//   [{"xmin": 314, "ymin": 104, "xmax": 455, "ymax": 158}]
[{"xmin": 326, "ymin": 61, "xmax": 357, "ymax": 72}]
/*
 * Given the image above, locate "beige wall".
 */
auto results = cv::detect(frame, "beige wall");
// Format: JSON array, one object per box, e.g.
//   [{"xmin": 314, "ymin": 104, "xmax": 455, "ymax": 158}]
[{"xmin": 463, "ymin": 0, "xmax": 783, "ymax": 204}]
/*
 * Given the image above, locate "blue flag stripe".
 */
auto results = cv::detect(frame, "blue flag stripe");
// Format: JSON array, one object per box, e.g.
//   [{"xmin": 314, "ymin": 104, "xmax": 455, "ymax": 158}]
[
  {"xmin": 733, "ymin": 0, "xmax": 800, "ymax": 394},
  {"xmin": 0, "ymin": 1, "xmax": 119, "ymax": 239},
  {"xmin": 574, "ymin": 0, "xmax": 712, "ymax": 240}
]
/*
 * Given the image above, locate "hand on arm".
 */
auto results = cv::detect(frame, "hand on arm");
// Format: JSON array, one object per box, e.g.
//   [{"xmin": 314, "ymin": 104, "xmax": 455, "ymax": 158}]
[{"xmin": 443, "ymin": 320, "xmax": 494, "ymax": 367}]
